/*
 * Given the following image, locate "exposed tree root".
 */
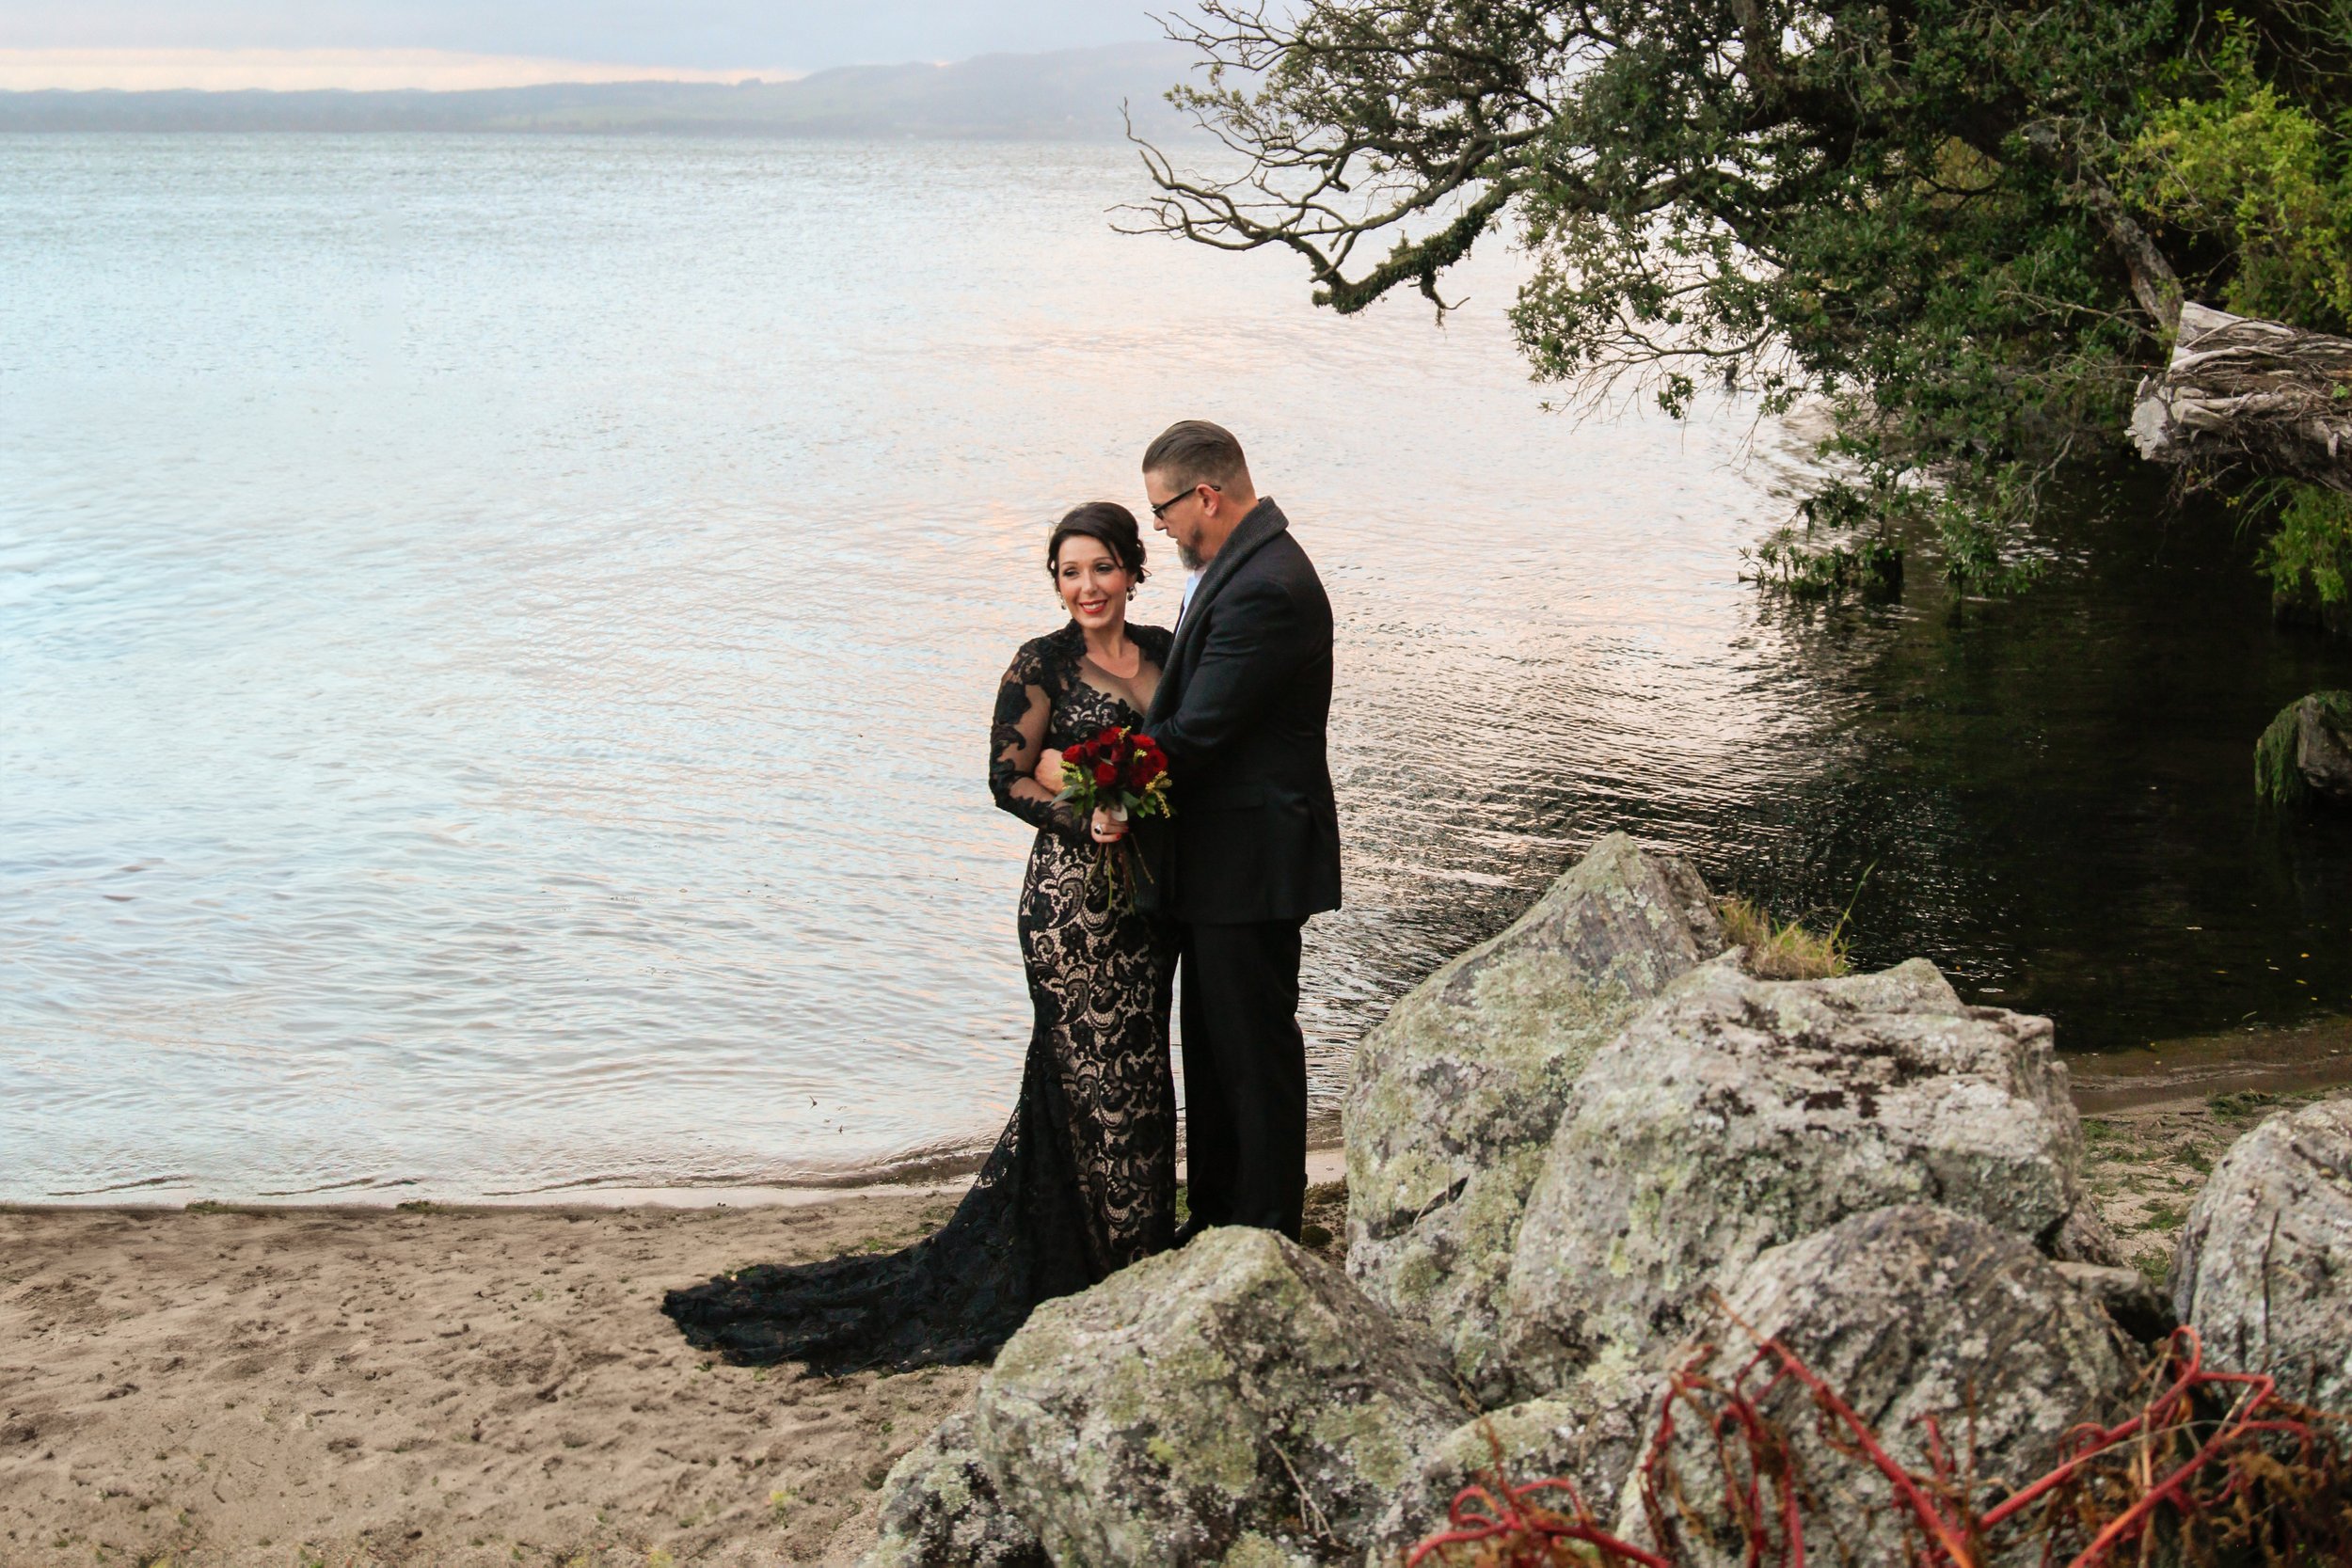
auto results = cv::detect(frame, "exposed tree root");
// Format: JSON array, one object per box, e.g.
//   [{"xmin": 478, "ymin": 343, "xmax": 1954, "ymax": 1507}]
[{"xmin": 2132, "ymin": 304, "xmax": 2352, "ymax": 496}]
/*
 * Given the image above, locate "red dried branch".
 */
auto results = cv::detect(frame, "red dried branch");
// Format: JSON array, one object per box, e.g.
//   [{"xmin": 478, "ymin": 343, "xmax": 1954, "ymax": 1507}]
[
  {"xmin": 1406, "ymin": 1422, "xmax": 1672, "ymax": 1568},
  {"xmin": 1977, "ymin": 1327, "xmax": 2331, "ymax": 1568},
  {"xmin": 1730, "ymin": 1334, "xmax": 1980, "ymax": 1566},
  {"xmin": 1978, "ymin": 1325, "xmax": 2219, "ymax": 1529},
  {"xmin": 1409, "ymin": 1323, "xmax": 2350, "ymax": 1568}
]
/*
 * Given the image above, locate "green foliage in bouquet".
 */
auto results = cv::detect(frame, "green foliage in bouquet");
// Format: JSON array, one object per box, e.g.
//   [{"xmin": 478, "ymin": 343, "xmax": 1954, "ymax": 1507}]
[{"xmin": 1055, "ymin": 725, "xmax": 1175, "ymax": 906}]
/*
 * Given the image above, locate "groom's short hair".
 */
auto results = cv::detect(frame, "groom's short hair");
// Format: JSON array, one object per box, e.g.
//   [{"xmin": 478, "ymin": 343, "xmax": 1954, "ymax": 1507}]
[{"xmin": 1143, "ymin": 420, "xmax": 1248, "ymax": 492}]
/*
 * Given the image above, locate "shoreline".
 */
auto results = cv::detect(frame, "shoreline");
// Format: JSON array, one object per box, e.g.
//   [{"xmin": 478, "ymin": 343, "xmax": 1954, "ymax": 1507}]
[
  {"xmin": 6, "ymin": 1146, "xmax": 1355, "ymax": 1215},
  {"xmin": 2066, "ymin": 1012, "xmax": 2352, "ymax": 1112},
  {"xmin": 15, "ymin": 1022, "xmax": 2350, "ymax": 1211}
]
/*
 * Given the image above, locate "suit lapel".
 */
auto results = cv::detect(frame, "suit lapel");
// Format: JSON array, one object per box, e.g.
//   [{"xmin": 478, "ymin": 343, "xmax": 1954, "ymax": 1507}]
[{"xmin": 1156, "ymin": 499, "xmax": 1287, "ymax": 711}]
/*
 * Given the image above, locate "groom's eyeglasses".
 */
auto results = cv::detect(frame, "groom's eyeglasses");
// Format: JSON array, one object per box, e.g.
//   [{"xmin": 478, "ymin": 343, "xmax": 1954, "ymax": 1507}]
[{"xmin": 1149, "ymin": 483, "xmax": 1219, "ymax": 521}]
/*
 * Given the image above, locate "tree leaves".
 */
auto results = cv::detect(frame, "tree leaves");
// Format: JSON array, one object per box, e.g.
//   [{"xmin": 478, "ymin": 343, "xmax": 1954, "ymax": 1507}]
[{"xmin": 1133, "ymin": 0, "xmax": 2352, "ymax": 592}]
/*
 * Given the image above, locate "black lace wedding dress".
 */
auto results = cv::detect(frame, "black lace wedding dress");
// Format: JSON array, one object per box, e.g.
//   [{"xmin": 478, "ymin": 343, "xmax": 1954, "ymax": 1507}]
[{"xmin": 661, "ymin": 621, "xmax": 1179, "ymax": 1373}]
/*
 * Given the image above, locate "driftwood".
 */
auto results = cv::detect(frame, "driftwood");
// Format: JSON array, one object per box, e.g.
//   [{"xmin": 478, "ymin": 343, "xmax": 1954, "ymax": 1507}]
[{"xmin": 2131, "ymin": 301, "xmax": 2352, "ymax": 493}]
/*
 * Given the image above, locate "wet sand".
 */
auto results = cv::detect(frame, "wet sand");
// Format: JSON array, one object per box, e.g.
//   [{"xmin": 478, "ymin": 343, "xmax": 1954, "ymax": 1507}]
[
  {"xmin": 2070, "ymin": 1014, "xmax": 2352, "ymax": 1112},
  {"xmin": 0, "ymin": 1086, "xmax": 2335, "ymax": 1568}
]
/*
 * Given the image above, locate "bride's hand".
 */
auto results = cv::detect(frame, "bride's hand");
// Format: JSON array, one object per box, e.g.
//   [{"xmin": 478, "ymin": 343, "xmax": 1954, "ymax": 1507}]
[
  {"xmin": 1090, "ymin": 806, "xmax": 1129, "ymax": 844},
  {"xmin": 1035, "ymin": 749, "xmax": 1066, "ymax": 791}
]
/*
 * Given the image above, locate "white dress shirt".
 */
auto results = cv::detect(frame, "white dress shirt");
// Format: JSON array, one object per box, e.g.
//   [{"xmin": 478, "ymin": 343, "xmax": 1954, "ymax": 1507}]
[{"xmin": 1176, "ymin": 567, "xmax": 1203, "ymax": 631}]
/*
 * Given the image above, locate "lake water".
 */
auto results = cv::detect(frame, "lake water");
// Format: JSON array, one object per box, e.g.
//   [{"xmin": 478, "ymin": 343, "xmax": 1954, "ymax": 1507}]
[{"xmin": 8, "ymin": 135, "xmax": 2352, "ymax": 1203}]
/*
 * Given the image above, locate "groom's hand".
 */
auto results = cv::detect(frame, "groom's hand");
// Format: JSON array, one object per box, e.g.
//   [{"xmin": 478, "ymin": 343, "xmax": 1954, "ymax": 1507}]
[{"xmin": 1089, "ymin": 807, "xmax": 1129, "ymax": 844}]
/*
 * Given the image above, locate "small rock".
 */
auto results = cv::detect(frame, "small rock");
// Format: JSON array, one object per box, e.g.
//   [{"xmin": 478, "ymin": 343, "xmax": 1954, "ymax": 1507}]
[
  {"xmin": 860, "ymin": 1411, "xmax": 1044, "ymax": 1568},
  {"xmin": 1344, "ymin": 832, "xmax": 1724, "ymax": 1400},
  {"xmin": 1503, "ymin": 958, "xmax": 2087, "ymax": 1395},
  {"xmin": 974, "ymin": 1227, "xmax": 1463, "ymax": 1566},
  {"xmin": 1626, "ymin": 1206, "xmax": 2131, "ymax": 1566},
  {"xmin": 2054, "ymin": 1262, "xmax": 2176, "ymax": 1345},
  {"xmin": 1361, "ymin": 1364, "xmax": 1661, "ymax": 1568},
  {"xmin": 2047, "ymin": 1202, "xmax": 2128, "ymax": 1269},
  {"xmin": 2174, "ymin": 1095, "xmax": 2352, "ymax": 1407}
]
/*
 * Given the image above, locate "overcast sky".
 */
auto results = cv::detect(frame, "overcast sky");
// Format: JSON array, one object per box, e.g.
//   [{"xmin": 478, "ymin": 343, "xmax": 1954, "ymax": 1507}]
[{"xmin": 0, "ymin": 2, "xmax": 1173, "ymax": 78}]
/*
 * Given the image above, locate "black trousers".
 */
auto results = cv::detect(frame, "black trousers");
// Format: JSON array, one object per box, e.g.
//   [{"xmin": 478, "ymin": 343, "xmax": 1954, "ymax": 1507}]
[{"xmin": 1177, "ymin": 918, "xmax": 1308, "ymax": 1239}]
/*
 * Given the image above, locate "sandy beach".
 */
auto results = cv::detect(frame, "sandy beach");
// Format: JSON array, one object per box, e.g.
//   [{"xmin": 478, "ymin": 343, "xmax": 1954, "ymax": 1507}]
[
  {"xmin": 0, "ymin": 1094, "xmax": 2326, "ymax": 1568},
  {"xmin": 0, "ymin": 1192, "xmax": 980, "ymax": 1568}
]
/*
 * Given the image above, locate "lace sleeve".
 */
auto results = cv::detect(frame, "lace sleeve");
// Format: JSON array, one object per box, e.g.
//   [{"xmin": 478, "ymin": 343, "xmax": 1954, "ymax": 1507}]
[{"xmin": 991, "ymin": 643, "xmax": 1083, "ymax": 840}]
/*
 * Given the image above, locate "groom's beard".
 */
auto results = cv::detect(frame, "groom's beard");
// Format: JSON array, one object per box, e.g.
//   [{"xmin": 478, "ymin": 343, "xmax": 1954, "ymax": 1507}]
[{"xmin": 1176, "ymin": 540, "xmax": 1203, "ymax": 570}]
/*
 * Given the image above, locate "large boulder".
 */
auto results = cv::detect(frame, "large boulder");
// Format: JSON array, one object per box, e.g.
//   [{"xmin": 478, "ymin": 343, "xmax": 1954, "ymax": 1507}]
[
  {"xmin": 1502, "ymin": 957, "xmax": 2088, "ymax": 1395},
  {"xmin": 861, "ymin": 1410, "xmax": 1045, "ymax": 1568},
  {"xmin": 1627, "ymin": 1206, "xmax": 2132, "ymax": 1566},
  {"xmin": 973, "ymin": 1227, "xmax": 1464, "ymax": 1567},
  {"xmin": 1359, "ymin": 1363, "xmax": 1661, "ymax": 1568},
  {"xmin": 2173, "ymin": 1095, "xmax": 2352, "ymax": 1408},
  {"xmin": 1344, "ymin": 832, "xmax": 1725, "ymax": 1399}
]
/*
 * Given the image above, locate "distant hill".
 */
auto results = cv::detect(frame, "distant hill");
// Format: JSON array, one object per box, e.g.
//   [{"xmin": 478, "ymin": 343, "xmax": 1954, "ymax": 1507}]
[{"xmin": 0, "ymin": 42, "xmax": 1203, "ymax": 140}]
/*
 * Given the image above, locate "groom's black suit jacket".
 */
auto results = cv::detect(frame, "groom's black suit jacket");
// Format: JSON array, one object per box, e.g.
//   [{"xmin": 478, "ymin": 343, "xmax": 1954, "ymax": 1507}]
[{"xmin": 1139, "ymin": 498, "xmax": 1342, "ymax": 925}]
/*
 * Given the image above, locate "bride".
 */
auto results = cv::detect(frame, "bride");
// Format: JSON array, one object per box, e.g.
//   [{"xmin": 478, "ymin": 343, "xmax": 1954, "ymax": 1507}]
[{"xmin": 662, "ymin": 501, "xmax": 1178, "ymax": 1371}]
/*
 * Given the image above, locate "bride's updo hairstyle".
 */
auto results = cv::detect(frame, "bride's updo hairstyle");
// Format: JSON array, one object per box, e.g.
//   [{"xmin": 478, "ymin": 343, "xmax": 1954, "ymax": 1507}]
[{"xmin": 1047, "ymin": 501, "xmax": 1150, "ymax": 592}]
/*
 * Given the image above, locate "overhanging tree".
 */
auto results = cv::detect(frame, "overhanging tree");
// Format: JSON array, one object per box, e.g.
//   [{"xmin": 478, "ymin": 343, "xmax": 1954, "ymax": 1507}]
[{"xmin": 1131, "ymin": 0, "xmax": 2352, "ymax": 597}]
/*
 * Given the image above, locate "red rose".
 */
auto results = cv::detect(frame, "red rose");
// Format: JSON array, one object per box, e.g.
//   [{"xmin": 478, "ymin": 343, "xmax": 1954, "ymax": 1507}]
[
  {"xmin": 1093, "ymin": 761, "xmax": 1119, "ymax": 786},
  {"xmin": 1096, "ymin": 726, "xmax": 1121, "ymax": 747},
  {"xmin": 1131, "ymin": 753, "xmax": 1164, "ymax": 784}
]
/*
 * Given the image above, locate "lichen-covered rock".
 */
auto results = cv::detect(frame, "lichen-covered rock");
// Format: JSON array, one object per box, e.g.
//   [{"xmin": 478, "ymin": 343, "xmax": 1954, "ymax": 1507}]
[
  {"xmin": 973, "ymin": 1227, "xmax": 1463, "ymax": 1567},
  {"xmin": 860, "ymin": 1410, "xmax": 1044, "ymax": 1568},
  {"xmin": 1502, "ymin": 958, "xmax": 2087, "ymax": 1395},
  {"xmin": 1344, "ymin": 832, "xmax": 1724, "ymax": 1399},
  {"xmin": 1360, "ymin": 1364, "xmax": 1661, "ymax": 1568},
  {"xmin": 2173, "ymin": 1096, "xmax": 2352, "ymax": 1407},
  {"xmin": 1626, "ymin": 1206, "xmax": 2131, "ymax": 1566}
]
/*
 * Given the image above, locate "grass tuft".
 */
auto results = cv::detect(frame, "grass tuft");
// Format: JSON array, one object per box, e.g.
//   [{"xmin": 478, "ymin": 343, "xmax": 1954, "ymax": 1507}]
[{"xmin": 1718, "ymin": 897, "xmax": 1850, "ymax": 980}]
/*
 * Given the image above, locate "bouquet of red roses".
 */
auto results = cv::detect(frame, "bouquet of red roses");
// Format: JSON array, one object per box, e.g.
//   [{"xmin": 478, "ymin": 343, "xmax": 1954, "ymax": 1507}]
[{"xmin": 1056, "ymin": 725, "xmax": 1173, "ymax": 902}]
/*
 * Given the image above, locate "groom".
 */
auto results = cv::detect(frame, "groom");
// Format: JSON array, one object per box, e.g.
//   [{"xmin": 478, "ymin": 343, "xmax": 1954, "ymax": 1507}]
[{"xmin": 1135, "ymin": 420, "xmax": 1341, "ymax": 1244}]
